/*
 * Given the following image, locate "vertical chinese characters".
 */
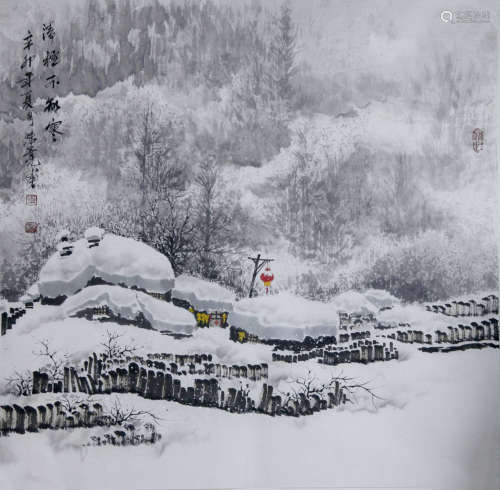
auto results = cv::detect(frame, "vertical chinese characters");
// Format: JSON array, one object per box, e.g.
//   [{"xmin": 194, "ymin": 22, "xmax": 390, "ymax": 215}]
[
  {"xmin": 42, "ymin": 22, "xmax": 63, "ymax": 143},
  {"xmin": 18, "ymin": 30, "xmax": 39, "ymax": 189}
]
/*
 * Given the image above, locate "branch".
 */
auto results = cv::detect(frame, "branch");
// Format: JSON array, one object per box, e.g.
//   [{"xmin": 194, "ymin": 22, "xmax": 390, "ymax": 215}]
[
  {"xmin": 34, "ymin": 339, "xmax": 68, "ymax": 382},
  {"xmin": 107, "ymin": 397, "xmax": 162, "ymax": 426}
]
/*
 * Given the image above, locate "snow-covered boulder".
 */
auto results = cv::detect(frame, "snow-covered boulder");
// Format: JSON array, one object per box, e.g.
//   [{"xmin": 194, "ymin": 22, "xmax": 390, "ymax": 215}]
[
  {"xmin": 230, "ymin": 292, "xmax": 338, "ymax": 341},
  {"xmin": 171, "ymin": 274, "xmax": 235, "ymax": 312},
  {"xmin": 39, "ymin": 233, "xmax": 175, "ymax": 299},
  {"xmin": 63, "ymin": 285, "xmax": 196, "ymax": 335}
]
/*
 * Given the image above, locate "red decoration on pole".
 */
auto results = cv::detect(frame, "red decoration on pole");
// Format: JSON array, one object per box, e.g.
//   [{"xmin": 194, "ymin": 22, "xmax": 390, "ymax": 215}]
[{"xmin": 259, "ymin": 266, "xmax": 274, "ymax": 294}]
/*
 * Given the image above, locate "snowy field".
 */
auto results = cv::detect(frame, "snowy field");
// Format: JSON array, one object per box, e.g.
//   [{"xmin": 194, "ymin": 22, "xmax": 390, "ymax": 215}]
[
  {"xmin": 0, "ymin": 350, "xmax": 498, "ymax": 490},
  {"xmin": 0, "ymin": 305, "xmax": 499, "ymax": 490},
  {"xmin": 1, "ymin": 232, "xmax": 498, "ymax": 490}
]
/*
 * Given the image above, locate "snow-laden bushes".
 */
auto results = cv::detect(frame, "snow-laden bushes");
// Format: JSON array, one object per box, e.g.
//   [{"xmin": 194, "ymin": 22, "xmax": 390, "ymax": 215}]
[{"xmin": 364, "ymin": 230, "xmax": 498, "ymax": 302}]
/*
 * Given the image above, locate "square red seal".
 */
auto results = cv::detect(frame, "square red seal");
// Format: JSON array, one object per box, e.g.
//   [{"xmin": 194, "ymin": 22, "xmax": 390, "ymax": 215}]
[
  {"xmin": 472, "ymin": 128, "xmax": 484, "ymax": 153},
  {"xmin": 25, "ymin": 221, "xmax": 38, "ymax": 233},
  {"xmin": 26, "ymin": 194, "xmax": 38, "ymax": 206}
]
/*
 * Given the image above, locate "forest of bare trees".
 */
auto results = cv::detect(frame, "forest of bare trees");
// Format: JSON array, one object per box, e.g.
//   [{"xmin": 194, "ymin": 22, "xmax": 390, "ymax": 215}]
[{"xmin": 0, "ymin": 0, "xmax": 497, "ymax": 302}]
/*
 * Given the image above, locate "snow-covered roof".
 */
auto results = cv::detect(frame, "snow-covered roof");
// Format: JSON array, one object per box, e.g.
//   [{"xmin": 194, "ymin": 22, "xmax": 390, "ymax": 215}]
[
  {"xmin": 84, "ymin": 226, "xmax": 105, "ymax": 240},
  {"xmin": 230, "ymin": 292, "xmax": 339, "ymax": 341},
  {"xmin": 361, "ymin": 289, "xmax": 400, "ymax": 309},
  {"xmin": 56, "ymin": 229, "xmax": 71, "ymax": 242},
  {"xmin": 171, "ymin": 274, "xmax": 235, "ymax": 311},
  {"xmin": 39, "ymin": 232, "xmax": 175, "ymax": 298},
  {"xmin": 57, "ymin": 241, "xmax": 74, "ymax": 252},
  {"xmin": 229, "ymin": 289, "xmax": 391, "ymax": 340},
  {"xmin": 330, "ymin": 290, "xmax": 379, "ymax": 314},
  {"xmin": 63, "ymin": 285, "xmax": 196, "ymax": 335},
  {"xmin": 26, "ymin": 283, "xmax": 40, "ymax": 299}
]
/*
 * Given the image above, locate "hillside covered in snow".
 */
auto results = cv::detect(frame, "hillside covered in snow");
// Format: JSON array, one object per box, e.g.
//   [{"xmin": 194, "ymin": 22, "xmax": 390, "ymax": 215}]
[
  {"xmin": 0, "ymin": 1, "xmax": 498, "ymax": 489},
  {"xmin": 0, "ymin": 228, "xmax": 498, "ymax": 490}
]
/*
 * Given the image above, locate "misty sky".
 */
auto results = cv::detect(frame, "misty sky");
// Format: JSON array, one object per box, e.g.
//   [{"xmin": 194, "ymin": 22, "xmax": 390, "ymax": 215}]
[{"xmin": 0, "ymin": 0, "xmax": 497, "ymax": 92}]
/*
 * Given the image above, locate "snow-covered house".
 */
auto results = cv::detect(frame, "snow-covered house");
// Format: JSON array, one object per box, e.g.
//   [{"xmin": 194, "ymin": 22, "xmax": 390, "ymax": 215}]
[
  {"xmin": 38, "ymin": 230, "xmax": 176, "ymax": 304},
  {"xmin": 55, "ymin": 229, "xmax": 71, "ymax": 242},
  {"xmin": 230, "ymin": 292, "xmax": 338, "ymax": 341},
  {"xmin": 229, "ymin": 289, "xmax": 387, "ymax": 341},
  {"xmin": 33, "ymin": 229, "xmax": 196, "ymax": 335},
  {"xmin": 19, "ymin": 294, "xmax": 33, "ymax": 308},
  {"xmin": 63, "ymin": 285, "xmax": 196, "ymax": 335},
  {"xmin": 84, "ymin": 226, "xmax": 105, "ymax": 248},
  {"xmin": 170, "ymin": 274, "xmax": 235, "ymax": 328}
]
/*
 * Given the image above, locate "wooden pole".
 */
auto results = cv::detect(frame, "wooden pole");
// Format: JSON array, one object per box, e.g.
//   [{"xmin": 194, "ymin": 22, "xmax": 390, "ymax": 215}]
[
  {"xmin": 248, "ymin": 254, "xmax": 274, "ymax": 298},
  {"xmin": 248, "ymin": 254, "xmax": 260, "ymax": 298}
]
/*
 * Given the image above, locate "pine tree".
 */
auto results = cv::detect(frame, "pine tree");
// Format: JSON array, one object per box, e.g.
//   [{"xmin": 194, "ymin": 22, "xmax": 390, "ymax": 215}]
[{"xmin": 268, "ymin": 3, "xmax": 297, "ymax": 113}]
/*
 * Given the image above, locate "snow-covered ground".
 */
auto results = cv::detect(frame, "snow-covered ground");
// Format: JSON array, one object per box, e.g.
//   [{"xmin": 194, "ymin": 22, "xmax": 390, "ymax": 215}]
[
  {"xmin": 0, "ymin": 305, "xmax": 269, "ymax": 377},
  {"xmin": 0, "ymin": 346, "xmax": 498, "ymax": 490},
  {"xmin": 1, "ymin": 282, "xmax": 498, "ymax": 490}
]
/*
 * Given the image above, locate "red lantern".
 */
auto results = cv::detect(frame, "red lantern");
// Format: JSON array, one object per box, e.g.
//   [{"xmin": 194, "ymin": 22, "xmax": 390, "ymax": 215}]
[{"xmin": 260, "ymin": 266, "xmax": 274, "ymax": 294}]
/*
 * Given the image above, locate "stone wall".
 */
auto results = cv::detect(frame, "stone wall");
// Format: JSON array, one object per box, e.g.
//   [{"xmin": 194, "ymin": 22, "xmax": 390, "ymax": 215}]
[
  {"xmin": 27, "ymin": 351, "xmax": 347, "ymax": 418},
  {"xmin": 321, "ymin": 338, "xmax": 398, "ymax": 365},
  {"xmin": 1, "ymin": 307, "xmax": 26, "ymax": 337},
  {"xmin": 425, "ymin": 295, "xmax": 498, "ymax": 316},
  {"xmin": 0, "ymin": 401, "xmax": 105, "ymax": 435}
]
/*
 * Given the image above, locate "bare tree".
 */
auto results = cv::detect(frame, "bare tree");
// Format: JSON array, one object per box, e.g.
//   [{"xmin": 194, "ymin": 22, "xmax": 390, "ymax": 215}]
[
  {"xmin": 100, "ymin": 330, "xmax": 137, "ymax": 359},
  {"xmin": 34, "ymin": 339, "xmax": 68, "ymax": 384},
  {"xmin": 5, "ymin": 370, "xmax": 33, "ymax": 396},
  {"xmin": 281, "ymin": 370, "xmax": 381, "ymax": 406},
  {"xmin": 131, "ymin": 105, "xmax": 163, "ymax": 233},
  {"xmin": 149, "ymin": 193, "xmax": 196, "ymax": 275},
  {"xmin": 107, "ymin": 397, "xmax": 161, "ymax": 425},
  {"xmin": 194, "ymin": 155, "xmax": 231, "ymax": 278},
  {"xmin": 59, "ymin": 393, "xmax": 94, "ymax": 412},
  {"xmin": 131, "ymin": 109, "xmax": 194, "ymax": 273}
]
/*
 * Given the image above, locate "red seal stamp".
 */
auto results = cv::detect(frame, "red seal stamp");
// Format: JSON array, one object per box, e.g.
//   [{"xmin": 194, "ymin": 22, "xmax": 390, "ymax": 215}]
[
  {"xmin": 472, "ymin": 128, "xmax": 484, "ymax": 153},
  {"xmin": 26, "ymin": 194, "xmax": 37, "ymax": 206},
  {"xmin": 25, "ymin": 221, "xmax": 38, "ymax": 233}
]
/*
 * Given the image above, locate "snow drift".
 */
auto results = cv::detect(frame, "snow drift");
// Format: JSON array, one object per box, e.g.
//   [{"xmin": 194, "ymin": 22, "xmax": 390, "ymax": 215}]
[
  {"xmin": 171, "ymin": 274, "xmax": 235, "ymax": 311},
  {"xmin": 38, "ymin": 232, "xmax": 175, "ymax": 299},
  {"xmin": 63, "ymin": 285, "xmax": 196, "ymax": 334}
]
